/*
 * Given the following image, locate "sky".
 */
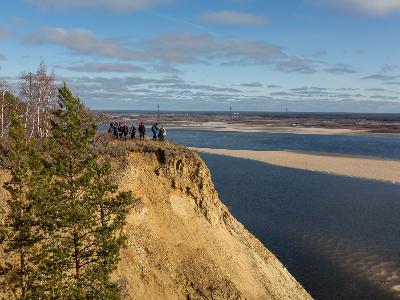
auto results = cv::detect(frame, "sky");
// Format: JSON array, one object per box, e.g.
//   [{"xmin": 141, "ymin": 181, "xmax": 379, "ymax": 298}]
[{"xmin": 0, "ymin": 0, "xmax": 400, "ymax": 112}]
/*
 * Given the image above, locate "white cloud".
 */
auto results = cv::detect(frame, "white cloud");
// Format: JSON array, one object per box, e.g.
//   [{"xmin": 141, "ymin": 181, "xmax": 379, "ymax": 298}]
[
  {"xmin": 25, "ymin": 28, "xmax": 145, "ymax": 60},
  {"xmin": 151, "ymin": 64, "xmax": 183, "ymax": 74},
  {"xmin": 276, "ymin": 57, "xmax": 317, "ymax": 73},
  {"xmin": 25, "ymin": 27, "xmax": 322, "ymax": 73},
  {"xmin": 324, "ymin": 64, "xmax": 356, "ymax": 74},
  {"xmin": 320, "ymin": 0, "xmax": 400, "ymax": 15},
  {"xmin": 11, "ymin": 17, "xmax": 27, "ymax": 26},
  {"xmin": 362, "ymin": 74, "xmax": 398, "ymax": 81},
  {"xmin": 240, "ymin": 82, "xmax": 263, "ymax": 87},
  {"xmin": 0, "ymin": 27, "xmax": 14, "ymax": 39},
  {"xmin": 25, "ymin": 28, "xmax": 287, "ymax": 65},
  {"xmin": 62, "ymin": 62, "xmax": 146, "ymax": 73},
  {"xmin": 145, "ymin": 32, "xmax": 285, "ymax": 64},
  {"xmin": 200, "ymin": 10, "xmax": 269, "ymax": 25},
  {"xmin": 26, "ymin": 0, "xmax": 173, "ymax": 11}
]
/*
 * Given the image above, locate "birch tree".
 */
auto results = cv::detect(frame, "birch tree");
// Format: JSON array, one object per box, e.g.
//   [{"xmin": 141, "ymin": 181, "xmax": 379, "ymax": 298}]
[
  {"xmin": 19, "ymin": 61, "xmax": 57, "ymax": 139},
  {"xmin": 0, "ymin": 80, "xmax": 10, "ymax": 138}
]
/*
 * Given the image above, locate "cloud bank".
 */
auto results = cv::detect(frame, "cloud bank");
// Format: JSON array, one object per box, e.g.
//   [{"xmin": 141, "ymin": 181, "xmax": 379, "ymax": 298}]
[
  {"xmin": 319, "ymin": 0, "xmax": 400, "ymax": 15},
  {"xmin": 26, "ymin": 0, "xmax": 173, "ymax": 11},
  {"xmin": 200, "ymin": 11, "xmax": 269, "ymax": 25},
  {"xmin": 62, "ymin": 62, "xmax": 146, "ymax": 73},
  {"xmin": 25, "ymin": 28, "xmax": 294, "ymax": 67}
]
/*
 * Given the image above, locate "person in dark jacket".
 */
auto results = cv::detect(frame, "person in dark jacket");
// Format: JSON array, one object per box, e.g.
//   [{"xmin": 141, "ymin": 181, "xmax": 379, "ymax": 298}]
[
  {"xmin": 138, "ymin": 122, "xmax": 146, "ymax": 140},
  {"xmin": 130, "ymin": 123, "xmax": 136, "ymax": 139},
  {"xmin": 151, "ymin": 123, "xmax": 158, "ymax": 141},
  {"xmin": 122, "ymin": 124, "xmax": 129, "ymax": 140},
  {"xmin": 108, "ymin": 122, "xmax": 113, "ymax": 134},
  {"xmin": 118, "ymin": 123, "xmax": 124, "ymax": 139},
  {"xmin": 113, "ymin": 122, "xmax": 119, "ymax": 139}
]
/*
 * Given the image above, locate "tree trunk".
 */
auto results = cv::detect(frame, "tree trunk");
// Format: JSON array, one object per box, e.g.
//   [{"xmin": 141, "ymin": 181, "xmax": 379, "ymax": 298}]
[
  {"xmin": 73, "ymin": 231, "xmax": 80, "ymax": 280},
  {"xmin": 20, "ymin": 250, "xmax": 25, "ymax": 298},
  {"xmin": 1, "ymin": 91, "xmax": 4, "ymax": 137}
]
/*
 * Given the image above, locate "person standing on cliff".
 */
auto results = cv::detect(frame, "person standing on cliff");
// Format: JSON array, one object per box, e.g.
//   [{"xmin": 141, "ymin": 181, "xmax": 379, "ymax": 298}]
[
  {"xmin": 107, "ymin": 122, "xmax": 113, "ymax": 134},
  {"xmin": 151, "ymin": 123, "xmax": 158, "ymax": 141},
  {"xmin": 113, "ymin": 122, "xmax": 119, "ymax": 139},
  {"xmin": 118, "ymin": 122, "xmax": 124, "ymax": 139},
  {"xmin": 138, "ymin": 121, "xmax": 146, "ymax": 140},
  {"xmin": 122, "ymin": 123, "xmax": 129, "ymax": 140},
  {"xmin": 158, "ymin": 126, "xmax": 166, "ymax": 141},
  {"xmin": 130, "ymin": 123, "xmax": 136, "ymax": 139}
]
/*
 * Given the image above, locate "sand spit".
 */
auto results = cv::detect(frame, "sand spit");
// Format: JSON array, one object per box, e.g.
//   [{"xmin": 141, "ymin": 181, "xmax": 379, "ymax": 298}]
[
  {"xmin": 169, "ymin": 122, "xmax": 369, "ymax": 135},
  {"xmin": 194, "ymin": 148, "xmax": 400, "ymax": 183}
]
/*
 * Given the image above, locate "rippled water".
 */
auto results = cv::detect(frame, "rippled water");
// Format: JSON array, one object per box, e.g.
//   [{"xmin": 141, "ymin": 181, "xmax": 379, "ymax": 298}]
[
  {"xmin": 160, "ymin": 116, "xmax": 400, "ymax": 299},
  {"xmin": 168, "ymin": 129, "xmax": 400, "ymax": 159},
  {"xmin": 202, "ymin": 154, "xmax": 400, "ymax": 300}
]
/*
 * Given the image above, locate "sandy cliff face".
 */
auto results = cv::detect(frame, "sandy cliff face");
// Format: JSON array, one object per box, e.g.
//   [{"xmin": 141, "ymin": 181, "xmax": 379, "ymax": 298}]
[
  {"xmin": 113, "ymin": 142, "xmax": 310, "ymax": 300},
  {"xmin": 0, "ymin": 142, "xmax": 311, "ymax": 300}
]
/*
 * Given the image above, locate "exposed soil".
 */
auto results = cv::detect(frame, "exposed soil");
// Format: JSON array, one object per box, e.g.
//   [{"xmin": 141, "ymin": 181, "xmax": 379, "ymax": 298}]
[{"xmin": 0, "ymin": 140, "xmax": 311, "ymax": 299}]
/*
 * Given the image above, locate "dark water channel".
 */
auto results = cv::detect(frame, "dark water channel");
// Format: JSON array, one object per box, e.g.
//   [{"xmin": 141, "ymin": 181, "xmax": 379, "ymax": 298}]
[
  {"xmin": 201, "ymin": 154, "xmax": 400, "ymax": 300},
  {"xmin": 169, "ymin": 129, "xmax": 400, "ymax": 159}
]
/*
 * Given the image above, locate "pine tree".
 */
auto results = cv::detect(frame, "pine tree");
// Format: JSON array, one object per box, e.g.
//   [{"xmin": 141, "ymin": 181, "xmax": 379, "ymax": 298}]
[
  {"xmin": 34, "ymin": 83, "xmax": 133, "ymax": 298},
  {"xmin": 0, "ymin": 107, "xmax": 42, "ymax": 298}
]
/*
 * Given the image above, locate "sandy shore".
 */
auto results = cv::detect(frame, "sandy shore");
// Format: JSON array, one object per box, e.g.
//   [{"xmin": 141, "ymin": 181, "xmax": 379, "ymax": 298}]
[
  {"xmin": 194, "ymin": 148, "xmax": 400, "ymax": 183},
  {"xmin": 169, "ymin": 122, "xmax": 369, "ymax": 135}
]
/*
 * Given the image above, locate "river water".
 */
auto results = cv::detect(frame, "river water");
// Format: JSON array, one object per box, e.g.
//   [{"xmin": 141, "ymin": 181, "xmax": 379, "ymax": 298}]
[
  {"xmin": 168, "ymin": 129, "xmax": 400, "ymax": 159},
  {"xmin": 168, "ymin": 130, "xmax": 400, "ymax": 299}
]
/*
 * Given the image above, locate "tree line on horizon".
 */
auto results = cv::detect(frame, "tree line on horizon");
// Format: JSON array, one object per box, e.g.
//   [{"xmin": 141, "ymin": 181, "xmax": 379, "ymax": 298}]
[{"xmin": 0, "ymin": 76, "xmax": 134, "ymax": 299}]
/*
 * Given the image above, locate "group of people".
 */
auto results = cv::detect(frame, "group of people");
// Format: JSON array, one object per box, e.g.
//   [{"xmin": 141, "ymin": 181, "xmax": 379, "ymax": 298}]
[{"xmin": 108, "ymin": 122, "xmax": 166, "ymax": 141}]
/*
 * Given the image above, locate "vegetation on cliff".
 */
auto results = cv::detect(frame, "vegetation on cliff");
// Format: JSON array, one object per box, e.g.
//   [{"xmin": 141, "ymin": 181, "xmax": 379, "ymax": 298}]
[{"xmin": 0, "ymin": 83, "xmax": 133, "ymax": 299}]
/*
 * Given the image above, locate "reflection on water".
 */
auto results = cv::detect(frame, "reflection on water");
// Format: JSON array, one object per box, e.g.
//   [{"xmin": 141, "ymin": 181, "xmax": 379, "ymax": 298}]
[
  {"xmin": 201, "ymin": 153, "xmax": 400, "ymax": 299},
  {"xmin": 169, "ymin": 129, "xmax": 400, "ymax": 160}
]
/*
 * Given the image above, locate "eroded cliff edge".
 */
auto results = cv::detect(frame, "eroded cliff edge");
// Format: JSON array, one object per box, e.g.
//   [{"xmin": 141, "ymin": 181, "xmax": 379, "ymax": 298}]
[{"xmin": 0, "ymin": 141, "xmax": 311, "ymax": 299}]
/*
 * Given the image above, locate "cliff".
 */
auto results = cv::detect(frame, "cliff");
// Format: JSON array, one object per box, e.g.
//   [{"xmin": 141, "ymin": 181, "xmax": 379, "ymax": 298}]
[{"xmin": 0, "ymin": 141, "xmax": 311, "ymax": 299}]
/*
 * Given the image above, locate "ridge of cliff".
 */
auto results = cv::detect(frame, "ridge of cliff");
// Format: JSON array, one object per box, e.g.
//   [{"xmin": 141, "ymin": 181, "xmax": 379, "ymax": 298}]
[{"xmin": 106, "ymin": 141, "xmax": 311, "ymax": 299}]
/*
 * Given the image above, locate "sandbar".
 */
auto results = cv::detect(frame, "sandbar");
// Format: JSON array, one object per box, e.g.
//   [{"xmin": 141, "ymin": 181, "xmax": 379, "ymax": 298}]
[
  {"xmin": 194, "ymin": 148, "xmax": 400, "ymax": 183},
  {"xmin": 169, "ymin": 122, "xmax": 369, "ymax": 135}
]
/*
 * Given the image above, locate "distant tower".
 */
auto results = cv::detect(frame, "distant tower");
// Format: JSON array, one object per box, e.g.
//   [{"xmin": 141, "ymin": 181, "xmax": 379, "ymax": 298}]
[
  {"xmin": 285, "ymin": 107, "xmax": 288, "ymax": 113},
  {"xmin": 229, "ymin": 106, "xmax": 232, "ymax": 115},
  {"xmin": 157, "ymin": 104, "xmax": 160, "ymax": 124}
]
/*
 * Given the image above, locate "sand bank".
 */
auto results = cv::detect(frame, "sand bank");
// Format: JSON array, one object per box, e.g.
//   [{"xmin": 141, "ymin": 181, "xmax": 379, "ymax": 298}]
[
  {"xmin": 194, "ymin": 148, "xmax": 400, "ymax": 183},
  {"xmin": 170, "ymin": 122, "xmax": 368, "ymax": 135}
]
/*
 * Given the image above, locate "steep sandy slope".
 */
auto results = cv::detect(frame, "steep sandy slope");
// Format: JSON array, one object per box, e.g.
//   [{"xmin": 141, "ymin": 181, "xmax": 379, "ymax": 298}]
[
  {"xmin": 0, "ymin": 141, "xmax": 311, "ymax": 299},
  {"xmin": 112, "ymin": 142, "xmax": 310, "ymax": 299}
]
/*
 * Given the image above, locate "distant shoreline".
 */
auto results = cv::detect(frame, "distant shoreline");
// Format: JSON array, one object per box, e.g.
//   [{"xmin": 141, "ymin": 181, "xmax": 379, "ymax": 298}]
[
  {"xmin": 101, "ymin": 111, "xmax": 400, "ymax": 135},
  {"xmin": 193, "ymin": 148, "xmax": 400, "ymax": 183}
]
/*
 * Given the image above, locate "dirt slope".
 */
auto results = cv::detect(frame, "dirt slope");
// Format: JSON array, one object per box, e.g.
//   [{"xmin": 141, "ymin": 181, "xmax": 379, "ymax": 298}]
[
  {"xmin": 113, "ymin": 142, "xmax": 310, "ymax": 299},
  {"xmin": 0, "ymin": 141, "xmax": 311, "ymax": 299}
]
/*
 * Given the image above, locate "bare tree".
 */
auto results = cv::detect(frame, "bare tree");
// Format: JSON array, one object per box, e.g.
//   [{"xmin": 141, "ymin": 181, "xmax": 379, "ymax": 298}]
[
  {"xmin": 0, "ymin": 80, "xmax": 11, "ymax": 138},
  {"xmin": 19, "ymin": 61, "xmax": 57, "ymax": 139},
  {"xmin": 19, "ymin": 71, "xmax": 35, "ymax": 135}
]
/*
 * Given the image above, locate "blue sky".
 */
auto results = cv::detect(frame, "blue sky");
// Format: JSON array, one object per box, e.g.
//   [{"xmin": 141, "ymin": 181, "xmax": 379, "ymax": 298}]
[{"xmin": 0, "ymin": 0, "xmax": 399, "ymax": 112}]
